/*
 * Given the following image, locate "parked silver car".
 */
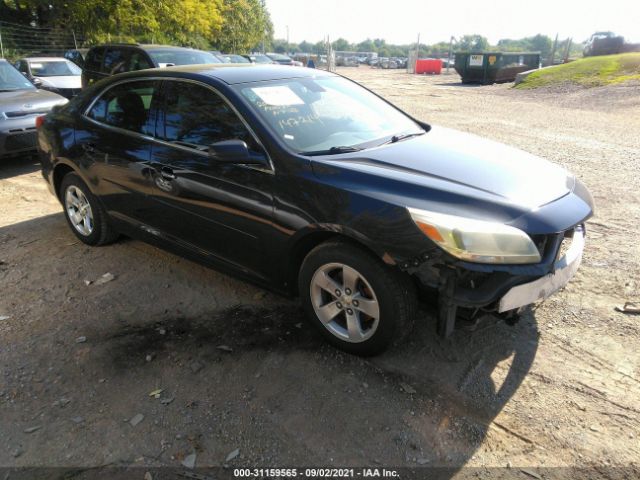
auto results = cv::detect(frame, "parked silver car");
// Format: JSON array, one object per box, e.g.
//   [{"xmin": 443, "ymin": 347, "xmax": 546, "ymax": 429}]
[
  {"xmin": 14, "ymin": 57, "xmax": 83, "ymax": 99},
  {"xmin": 0, "ymin": 59, "xmax": 67, "ymax": 159}
]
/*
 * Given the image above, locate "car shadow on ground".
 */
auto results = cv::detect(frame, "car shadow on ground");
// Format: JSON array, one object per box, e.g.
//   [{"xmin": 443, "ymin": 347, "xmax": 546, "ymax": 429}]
[
  {"xmin": 1, "ymin": 213, "xmax": 539, "ymax": 476},
  {"xmin": 100, "ymin": 300, "xmax": 538, "ymax": 474},
  {"xmin": 0, "ymin": 154, "xmax": 40, "ymax": 180}
]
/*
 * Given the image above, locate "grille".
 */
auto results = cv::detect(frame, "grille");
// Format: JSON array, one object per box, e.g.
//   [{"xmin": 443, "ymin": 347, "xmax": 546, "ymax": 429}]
[{"xmin": 4, "ymin": 131, "xmax": 37, "ymax": 152}]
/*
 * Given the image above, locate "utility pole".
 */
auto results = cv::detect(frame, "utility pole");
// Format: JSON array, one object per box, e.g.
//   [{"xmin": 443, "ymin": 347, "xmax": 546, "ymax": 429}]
[
  {"xmin": 416, "ymin": 33, "xmax": 420, "ymax": 59},
  {"xmin": 548, "ymin": 33, "xmax": 558, "ymax": 66},
  {"xmin": 72, "ymin": 30, "xmax": 78, "ymax": 49},
  {"xmin": 286, "ymin": 25, "xmax": 289, "ymax": 53},
  {"xmin": 0, "ymin": 26, "xmax": 4, "ymax": 58},
  {"xmin": 447, "ymin": 36, "xmax": 454, "ymax": 73}
]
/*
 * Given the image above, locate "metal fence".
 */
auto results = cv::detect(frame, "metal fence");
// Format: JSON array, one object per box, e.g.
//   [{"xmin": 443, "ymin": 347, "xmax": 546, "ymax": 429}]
[{"xmin": 0, "ymin": 21, "xmax": 82, "ymax": 60}]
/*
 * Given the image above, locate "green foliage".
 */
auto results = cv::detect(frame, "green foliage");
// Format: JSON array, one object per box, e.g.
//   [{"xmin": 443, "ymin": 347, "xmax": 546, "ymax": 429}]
[
  {"xmin": 0, "ymin": 0, "xmax": 272, "ymax": 52},
  {"xmin": 516, "ymin": 53, "xmax": 640, "ymax": 89},
  {"xmin": 456, "ymin": 35, "xmax": 489, "ymax": 51},
  {"xmin": 331, "ymin": 38, "xmax": 351, "ymax": 52},
  {"xmin": 215, "ymin": 0, "xmax": 272, "ymax": 52}
]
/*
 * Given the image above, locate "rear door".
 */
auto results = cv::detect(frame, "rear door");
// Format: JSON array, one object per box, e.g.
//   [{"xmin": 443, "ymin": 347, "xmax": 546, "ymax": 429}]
[
  {"xmin": 76, "ymin": 79, "xmax": 161, "ymax": 226},
  {"xmin": 146, "ymin": 79, "xmax": 275, "ymax": 278}
]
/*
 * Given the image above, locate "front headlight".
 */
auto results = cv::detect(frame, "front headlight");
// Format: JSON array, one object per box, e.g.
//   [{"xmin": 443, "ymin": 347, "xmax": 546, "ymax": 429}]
[{"xmin": 407, "ymin": 207, "xmax": 541, "ymax": 264}]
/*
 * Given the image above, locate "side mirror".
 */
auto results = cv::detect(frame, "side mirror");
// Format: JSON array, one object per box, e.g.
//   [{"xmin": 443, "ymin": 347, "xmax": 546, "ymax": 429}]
[
  {"xmin": 31, "ymin": 77, "xmax": 43, "ymax": 88},
  {"xmin": 209, "ymin": 140, "xmax": 267, "ymax": 165}
]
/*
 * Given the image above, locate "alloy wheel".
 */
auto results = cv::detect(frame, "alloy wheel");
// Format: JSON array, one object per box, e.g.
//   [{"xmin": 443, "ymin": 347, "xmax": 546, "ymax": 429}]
[
  {"xmin": 65, "ymin": 185, "xmax": 94, "ymax": 236},
  {"xmin": 310, "ymin": 262, "xmax": 380, "ymax": 343}
]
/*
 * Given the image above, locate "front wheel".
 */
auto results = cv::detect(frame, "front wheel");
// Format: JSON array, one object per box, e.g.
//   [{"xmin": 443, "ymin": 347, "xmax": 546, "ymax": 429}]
[{"xmin": 299, "ymin": 240, "xmax": 416, "ymax": 356}]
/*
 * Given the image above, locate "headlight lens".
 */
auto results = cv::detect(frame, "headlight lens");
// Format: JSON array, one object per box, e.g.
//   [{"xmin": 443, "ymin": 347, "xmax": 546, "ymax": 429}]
[{"xmin": 408, "ymin": 207, "xmax": 541, "ymax": 264}]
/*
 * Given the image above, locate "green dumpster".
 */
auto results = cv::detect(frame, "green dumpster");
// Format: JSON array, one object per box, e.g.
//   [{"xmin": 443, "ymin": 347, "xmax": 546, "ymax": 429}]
[{"xmin": 454, "ymin": 52, "xmax": 541, "ymax": 84}]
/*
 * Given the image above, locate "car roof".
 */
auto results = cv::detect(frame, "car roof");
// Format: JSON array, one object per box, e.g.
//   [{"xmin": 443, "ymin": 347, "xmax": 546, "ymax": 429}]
[{"xmin": 123, "ymin": 64, "xmax": 335, "ymax": 85}]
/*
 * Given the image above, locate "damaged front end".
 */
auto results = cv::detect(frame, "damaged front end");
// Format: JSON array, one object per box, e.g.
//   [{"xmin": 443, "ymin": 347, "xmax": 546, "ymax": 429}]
[{"xmin": 403, "ymin": 224, "xmax": 586, "ymax": 338}]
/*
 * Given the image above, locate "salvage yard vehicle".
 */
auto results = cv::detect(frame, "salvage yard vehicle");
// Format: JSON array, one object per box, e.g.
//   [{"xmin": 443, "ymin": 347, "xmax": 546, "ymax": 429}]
[
  {"xmin": 0, "ymin": 59, "xmax": 67, "ymax": 159},
  {"xmin": 81, "ymin": 44, "xmax": 221, "ymax": 87},
  {"xmin": 37, "ymin": 65, "xmax": 593, "ymax": 355},
  {"xmin": 14, "ymin": 57, "xmax": 83, "ymax": 99}
]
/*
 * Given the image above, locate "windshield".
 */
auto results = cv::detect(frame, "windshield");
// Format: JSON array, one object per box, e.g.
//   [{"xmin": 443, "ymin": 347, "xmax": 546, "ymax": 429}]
[
  {"xmin": 29, "ymin": 60, "xmax": 81, "ymax": 77},
  {"xmin": 251, "ymin": 55, "xmax": 273, "ymax": 64},
  {"xmin": 268, "ymin": 54, "xmax": 291, "ymax": 61},
  {"xmin": 0, "ymin": 62, "xmax": 36, "ymax": 91},
  {"xmin": 148, "ymin": 49, "xmax": 221, "ymax": 66},
  {"xmin": 237, "ymin": 76, "xmax": 423, "ymax": 154}
]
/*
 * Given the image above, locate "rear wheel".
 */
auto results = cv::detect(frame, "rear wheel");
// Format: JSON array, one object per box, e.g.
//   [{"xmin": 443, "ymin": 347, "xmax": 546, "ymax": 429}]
[
  {"xmin": 60, "ymin": 173, "xmax": 118, "ymax": 246},
  {"xmin": 299, "ymin": 240, "xmax": 416, "ymax": 356}
]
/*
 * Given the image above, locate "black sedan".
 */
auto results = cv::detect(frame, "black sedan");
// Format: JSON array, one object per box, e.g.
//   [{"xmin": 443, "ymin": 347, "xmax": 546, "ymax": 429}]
[{"xmin": 37, "ymin": 65, "xmax": 593, "ymax": 355}]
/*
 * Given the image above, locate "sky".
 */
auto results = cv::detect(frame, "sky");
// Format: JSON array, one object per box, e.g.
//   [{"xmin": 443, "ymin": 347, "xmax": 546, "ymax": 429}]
[{"xmin": 265, "ymin": 0, "xmax": 640, "ymax": 45}]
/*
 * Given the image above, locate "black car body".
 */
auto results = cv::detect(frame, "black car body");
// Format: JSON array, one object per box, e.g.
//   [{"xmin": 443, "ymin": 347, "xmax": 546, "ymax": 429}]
[
  {"xmin": 81, "ymin": 44, "xmax": 221, "ymax": 88},
  {"xmin": 38, "ymin": 65, "xmax": 593, "ymax": 354}
]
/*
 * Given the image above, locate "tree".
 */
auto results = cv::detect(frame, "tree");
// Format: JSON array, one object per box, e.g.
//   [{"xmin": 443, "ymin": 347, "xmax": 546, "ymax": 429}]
[
  {"xmin": 356, "ymin": 39, "xmax": 375, "ymax": 52},
  {"xmin": 215, "ymin": 0, "xmax": 273, "ymax": 53},
  {"xmin": 298, "ymin": 40, "xmax": 314, "ymax": 53},
  {"xmin": 332, "ymin": 38, "xmax": 351, "ymax": 52},
  {"xmin": 457, "ymin": 34, "xmax": 489, "ymax": 51}
]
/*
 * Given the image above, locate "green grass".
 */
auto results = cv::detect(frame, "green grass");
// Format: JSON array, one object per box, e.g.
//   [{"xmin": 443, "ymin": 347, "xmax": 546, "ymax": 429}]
[{"xmin": 516, "ymin": 53, "xmax": 640, "ymax": 89}]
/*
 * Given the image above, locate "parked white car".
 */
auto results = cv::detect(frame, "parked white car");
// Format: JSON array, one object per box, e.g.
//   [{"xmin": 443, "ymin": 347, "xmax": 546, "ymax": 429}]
[{"xmin": 14, "ymin": 57, "xmax": 82, "ymax": 99}]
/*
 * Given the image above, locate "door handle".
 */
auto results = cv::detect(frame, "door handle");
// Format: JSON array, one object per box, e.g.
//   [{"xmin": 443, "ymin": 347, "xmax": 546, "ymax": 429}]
[{"xmin": 160, "ymin": 167, "xmax": 176, "ymax": 180}]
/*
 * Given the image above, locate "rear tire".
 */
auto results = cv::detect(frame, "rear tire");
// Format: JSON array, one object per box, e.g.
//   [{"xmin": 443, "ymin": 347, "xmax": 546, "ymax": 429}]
[
  {"xmin": 299, "ymin": 240, "xmax": 416, "ymax": 356},
  {"xmin": 60, "ymin": 173, "xmax": 118, "ymax": 246}
]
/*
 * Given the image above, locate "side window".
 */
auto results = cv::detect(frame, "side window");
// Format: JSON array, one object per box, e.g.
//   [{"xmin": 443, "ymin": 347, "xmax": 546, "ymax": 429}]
[
  {"xmin": 128, "ymin": 52, "xmax": 153, "ymax": 71},
  {"xmin": 160, "ymin": 82, "xmax": 258, "ymax": 152},
  {"xmin": 85, "ymin": 47, "xmax": 105, "ymax": 72},
  {"xmin": 103, "ymin": 48, "xmax": 132, "ymax": 75},
  {"xmin": 87, "ymin": 80, "xmax": 158, "ymax": 135}
]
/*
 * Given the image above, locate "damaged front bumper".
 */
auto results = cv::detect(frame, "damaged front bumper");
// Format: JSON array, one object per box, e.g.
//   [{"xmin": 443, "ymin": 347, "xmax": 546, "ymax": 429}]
[
  {"xmin": 412, "ymin": 224, "xmax": 586, "ymax": 337},
  {"xmin": 498, "ymin": 225, "xmax": 584, "ymax": 312}
]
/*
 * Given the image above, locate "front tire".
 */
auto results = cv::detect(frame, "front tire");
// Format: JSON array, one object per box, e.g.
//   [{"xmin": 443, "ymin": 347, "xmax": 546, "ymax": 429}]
[
  {"xmin": 60, "ymin": 173, "xmax": 118, "ymax": 246},
  {"xmin": 299, "ymin": 240, "xmax": 416, "ymax": 356}
]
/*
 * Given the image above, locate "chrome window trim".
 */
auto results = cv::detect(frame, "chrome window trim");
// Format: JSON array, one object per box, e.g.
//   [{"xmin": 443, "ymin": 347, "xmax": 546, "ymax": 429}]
[{"xmin": 81, "ymin": 76, "xmax": 275, "ymax": 174}]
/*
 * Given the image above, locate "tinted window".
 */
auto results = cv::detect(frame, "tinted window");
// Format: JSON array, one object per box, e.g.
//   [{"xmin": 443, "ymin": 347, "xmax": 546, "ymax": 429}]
[
  {"xmin": 85, "ymin": 47, "xmax": 105, "ymax": 71},
  {"xmin": 103, "ymin": 48, "xmax": 132, "ymax": 75},
  {"xmin": 160, "ymin": 82, "xmax": 256, "ymax": 151},
  {"xmin": 87, "ymin": 80, "xmax": 158, "ymax": 135},
  {"xmin": 128, "ymin": 51, "xmax": 153, "ymax": 71}
]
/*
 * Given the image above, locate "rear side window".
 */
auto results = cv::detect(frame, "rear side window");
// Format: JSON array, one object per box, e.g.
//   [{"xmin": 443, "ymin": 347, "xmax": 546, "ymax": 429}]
[
  {"xmin": 103, "ymin": 48, "xmax": 132, "ymax": 75},
  {"xmin": 84, "ymin": 47, "xmax": 105, "ymax": 72},
  {"xmin": 87, "ymin": 80, "xmax": 159, "ymax": 135}
]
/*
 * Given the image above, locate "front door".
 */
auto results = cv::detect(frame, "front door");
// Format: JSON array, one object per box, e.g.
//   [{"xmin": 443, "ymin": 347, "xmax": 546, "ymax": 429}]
[{"xmin": 147, "ymin": 80, "xmax": 275, "ymax": 279}]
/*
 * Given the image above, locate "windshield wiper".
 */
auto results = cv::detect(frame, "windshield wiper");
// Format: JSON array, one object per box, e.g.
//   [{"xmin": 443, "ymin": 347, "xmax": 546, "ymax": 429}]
[
  {"xmin": 381, "ymin": 131, "xmax": 425, "ymax": 146},
  {"xmin": 305, "ymin": 145, "xmax": 364, "ymax": 156}
]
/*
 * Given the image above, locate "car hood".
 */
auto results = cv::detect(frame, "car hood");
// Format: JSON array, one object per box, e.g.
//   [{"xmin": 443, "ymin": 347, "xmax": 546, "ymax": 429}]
[
  {"xmin": 35, "ymin": 76, "xmax": 82, "ymax": 89},
  {"xmin": 311, "ymin": 126, "xmax": 572, "ymax": 215},
  {"xmin": 0, "ymin": 88, "xmax": 67, "ymax": 115}
]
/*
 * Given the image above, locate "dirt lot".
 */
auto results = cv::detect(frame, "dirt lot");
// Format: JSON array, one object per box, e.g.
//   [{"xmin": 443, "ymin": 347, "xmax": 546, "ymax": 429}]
[{"xmin": 1, "ymin": 67, "xmax": 639, "ymax": 478}]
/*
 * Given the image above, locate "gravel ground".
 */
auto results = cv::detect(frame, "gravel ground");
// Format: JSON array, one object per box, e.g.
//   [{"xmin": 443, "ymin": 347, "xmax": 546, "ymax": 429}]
[{"xmin": 1, "ymin": 67, "xmax": 639, "ymax": 478}]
